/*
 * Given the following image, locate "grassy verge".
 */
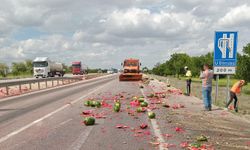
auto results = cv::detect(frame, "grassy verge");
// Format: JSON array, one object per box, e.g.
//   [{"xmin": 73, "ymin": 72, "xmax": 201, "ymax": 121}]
[{"xmin": 180, "ymin": 77, "xmax": 250, "ymax": 95}]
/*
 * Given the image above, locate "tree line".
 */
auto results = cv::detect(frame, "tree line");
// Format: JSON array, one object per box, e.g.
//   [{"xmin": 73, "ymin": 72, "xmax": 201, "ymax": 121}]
[
  {"xmin": 151, "ymin": 43, "xmax": 250, "ymax": 82},
  {"xmin": 0, "ymin": 60, "xmax": 72, "ymax": 77},
  {"xmin": 0, "ymin": 60, "xmax": 108, "ymax": 77}
]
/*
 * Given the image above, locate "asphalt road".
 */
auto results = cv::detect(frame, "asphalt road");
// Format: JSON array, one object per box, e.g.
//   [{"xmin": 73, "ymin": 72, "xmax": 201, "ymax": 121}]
[
  {"xmin": 0, "ymin": 74, "xmax": 159, "ymax": 150},
  {"xmin": 1, "ymin": 73, "xmax": 250, "ymax": 150}
]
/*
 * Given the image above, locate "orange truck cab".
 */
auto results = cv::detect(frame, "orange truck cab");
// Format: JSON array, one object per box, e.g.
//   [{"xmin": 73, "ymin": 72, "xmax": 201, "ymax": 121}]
[{"xmin": 119, "ymin": 58, "xmax": 142, "ymax": 81}]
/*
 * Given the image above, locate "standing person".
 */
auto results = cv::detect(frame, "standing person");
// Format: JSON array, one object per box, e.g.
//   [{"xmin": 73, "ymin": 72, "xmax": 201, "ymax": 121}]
[
  {"xmin": 225, "ymin": 80, "xmax": 245, "ymax": 112},
  {"xmin": 200, "ymin": 64, "xmax": 214, "ymax": 111},
  {"xmin": 184, "ymin": 66, "xmax": 192, "ymax": 96}
]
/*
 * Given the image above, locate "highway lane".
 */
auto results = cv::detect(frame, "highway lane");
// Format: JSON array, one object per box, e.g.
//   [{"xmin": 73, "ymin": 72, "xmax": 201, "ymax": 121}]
[
  {"xmin": 0, "ymin": 74, "xmax": 158, "ymax": 150},
  {"xmin": 0, "ymin": 74, "xmax": 116, "ymax": 144}
]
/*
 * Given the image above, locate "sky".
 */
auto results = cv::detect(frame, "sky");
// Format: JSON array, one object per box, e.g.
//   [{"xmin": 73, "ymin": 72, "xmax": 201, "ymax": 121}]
[{"xmin": 1, "ymin": 0, "xmax": 250, "ymax": 69}]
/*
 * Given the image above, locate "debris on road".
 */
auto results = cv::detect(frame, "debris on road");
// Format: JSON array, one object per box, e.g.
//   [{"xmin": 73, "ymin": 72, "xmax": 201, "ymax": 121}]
[
  {"xmin": 113, "ymin": 100, "xmax": 121, "ymax": 112},
  {"xmin": 139, "ymin": 123, "xmax": 148, "ymax": 129},
  {"xmin": 196, "ymin": 135, "xmax": 208, "ymax": 142},
  {"xmin": 147, "ymin": 111, "xmax": 156, "ymax": 119},
  {"xmin": 130, "ymin": 100, "xmax": 140, "ymax": 107},
  {"xmin": 140, "ymin": 101, "xmax": 148, "ymax": 107},
  {"xmin": 175, "ymin": 127, "xmax": 185, "ymax": 132},
  {"xmin": 138, "ymin": 96, "xmax": 144, "ymax": 102},
  {"xmin": 116, "ymin": 124, "xmax": 129, "ymax": 129},
  {"xmin": 172, "ymin": 103, "xmax": 185, "ymax": 109},
  {"xmin": 136, "ymin": 107, "xmax": 146, "ymax": 113},
  {"xmin": 82, "ymin": 110, "xmax": 93, "ymax": 115},
  {"xmin": 180, "ymin": 141, "xmax": 189, "ymax": 148},
  {"xmin": 84, "ymin": 100, "xmax": 101, "ymax": 108},
  {"xmin": 83, "ymin": 117, "xmax": 95, "ymax": 126}
]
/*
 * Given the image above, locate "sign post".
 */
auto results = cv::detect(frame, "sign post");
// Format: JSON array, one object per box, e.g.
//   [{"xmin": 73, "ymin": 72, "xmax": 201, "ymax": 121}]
[
  {"xmin": 213, "ymin": 31, "xmax": 238, "ymax": 104},
  {"xmin": 215, "ymin": 75, "xmax": 219, "ymax": 105}
]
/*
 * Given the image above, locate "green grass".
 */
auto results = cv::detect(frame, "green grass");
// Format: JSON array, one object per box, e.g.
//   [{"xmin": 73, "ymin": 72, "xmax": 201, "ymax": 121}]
[{"xmin": 180, "ymin": 77, "xmax": 250, "ymax": 95}]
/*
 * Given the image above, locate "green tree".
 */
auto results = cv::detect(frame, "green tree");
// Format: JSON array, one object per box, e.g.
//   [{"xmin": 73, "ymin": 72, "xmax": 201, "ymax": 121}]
[
  {"xmin": 236, "ymin": 43, "xmax": 250, "ymax": 82},
  {"xmin": 168, "ymin": 53, "xmax": 192, "ymax": 77},
  {"xmin": 62, "ymin": 63, "xmax": 71, "ymax": 73},
  {"xmin": 11, "ymin": 62, "xmax": 27, "ymax": 75},
  {"xmin": 25, "ymin": 59, "xmax": 33, "ymax": 74},
  {"xmin": 0, "ymin": 63, "xmax": 9, "ymax": 77},
  {"xmin": 243, "ymin": 43, "xmax": 250, "ymax": 56}
]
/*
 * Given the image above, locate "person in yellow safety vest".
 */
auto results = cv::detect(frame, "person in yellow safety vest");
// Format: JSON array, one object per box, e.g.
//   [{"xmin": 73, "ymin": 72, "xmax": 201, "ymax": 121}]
[
  {"xmin": 225, "ymin": 80, "xmax": 246, "ymax": 112},
  {"xmin": 184, "ymin": 66, "xmax": 192, "ymax": 96}
]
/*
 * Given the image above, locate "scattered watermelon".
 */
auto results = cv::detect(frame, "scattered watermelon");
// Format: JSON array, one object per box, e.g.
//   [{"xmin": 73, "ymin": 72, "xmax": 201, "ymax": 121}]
[
  {"xmin": 132, "ymin": 96, "xmax": 138, "ymax": 101},
  {"xmin": 136, "ymin": 107, "xmax": 146, "ymax": 113},
  {"xmin": 189, "ymin": 142, "xmax": 201, "ymax": 148},
  {"xmin": 162, "ymin": 102, "xmax": 170, "ymax": 108},
  {"xmin": 83, "ymin": 117, "xmax": 95, "ymax": 126},
  {"xmin": 136, "ymin": 107, "xmax": 143, "ymax": 113},
  {"xmin": 196, "ymin": 135, "xmax": 208, "ymax": 142},
  {"xmin": 140, "ymin": 123, "xmax": 148, "ymax": 129},
  {"xmin": 148, "ymin": 111, "xmax": 156, "ymax": 119},
  {"xmin": 140, "ymin": 101, "xmax": 148, "ymax": 107},
  {"xmin": 147, "ymin": 93, "xmax": 154, "ymax": 98},
  {"xmin": 90, "ymin": 101, "xmax": 96, "ymax": 107},
  {"xmin": 84, "ymin": 101, "xmax": 91, "ymax": 106},
  {"xmin": 114, "ymin": 106, "xmax": 120, "ymax": 112},
  {"xmin": 95, "ymin": 101, "xmax": 101, "ymax": 108},
  {"xmin": 138, "ymin": 97, "xmax": 144, "ymax": 102},
  {"xmin": 114, "ymin": 101, "xmax": 121, "ymax": 112}
]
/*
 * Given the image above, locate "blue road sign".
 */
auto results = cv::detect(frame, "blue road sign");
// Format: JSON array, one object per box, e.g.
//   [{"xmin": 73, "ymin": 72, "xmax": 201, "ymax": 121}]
[{"xmin": 213, "ymin": 31, "xmax": 238, "ymax": 74}]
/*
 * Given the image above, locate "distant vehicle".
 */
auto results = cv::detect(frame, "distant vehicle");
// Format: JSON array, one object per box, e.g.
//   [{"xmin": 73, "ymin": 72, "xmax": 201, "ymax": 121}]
[
  {"xmin": 119, "ymin": 58, "xmax": 142, "ymax": 81},
  {"xmin": 33, "ymin": 57, "xmax": 65, "ymax": 78},
  {"xmin": 97, "ymin": 69, "xmax": 103, "ymax": 73},
  {"xmin": 107, "ymin": 70, "xmax": 114, "ymax": 74},
  {"xmin": 72, "ymin": 61, "xmax": 87, "ymax": 75},
  {"xmin": 107, "ymin": 68, "xmax": 118, "ymax": 74}
]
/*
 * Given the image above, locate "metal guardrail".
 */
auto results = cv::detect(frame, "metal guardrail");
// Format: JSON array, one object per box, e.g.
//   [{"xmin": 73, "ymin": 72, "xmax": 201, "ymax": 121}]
[{"xmin": 0, "ymin": 77, "xmax": 82, "ymax": 95}]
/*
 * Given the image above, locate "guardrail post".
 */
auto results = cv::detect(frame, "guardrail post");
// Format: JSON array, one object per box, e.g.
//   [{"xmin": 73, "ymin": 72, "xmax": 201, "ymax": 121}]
[
  {"xmin": 57, "ymin": 79, "xmax": 59, "ymax": 86},
  {"xmin": 45, "ymin": 80, "xmax": 48, "ymax": 88},
  {"xmin": 19, "ymin": 84, "xmax": 22, "ymax": 93},
  {"xmin": 38, "ymin": 81, "xmax": 41, "ymax": 90},
  {"xmin": 6, "ymin": 85, "xmax": 9, "ymax": 95},
  {"xmin": 29, "ymin": 83, "xmax": 32, "ymax": 90},
  {"xmin": 52, "ymin": 80, "xmax": 54, "ymax": 87}
]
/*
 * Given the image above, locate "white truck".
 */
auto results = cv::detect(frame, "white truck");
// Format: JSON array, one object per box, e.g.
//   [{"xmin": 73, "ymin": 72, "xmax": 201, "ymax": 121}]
[{"xmin": 33, "ymin": 57, "xmax": 65, "ymax": 78}]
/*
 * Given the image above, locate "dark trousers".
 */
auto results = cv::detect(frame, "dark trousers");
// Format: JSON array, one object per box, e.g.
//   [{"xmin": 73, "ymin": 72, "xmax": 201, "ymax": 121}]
[
  {"xmin": 226, "ymin": 91, "xmax": 238, "ymax": 111},
  {"xmin": 186, "ymin": 79, "xmax": 191, "ymax": 96}
]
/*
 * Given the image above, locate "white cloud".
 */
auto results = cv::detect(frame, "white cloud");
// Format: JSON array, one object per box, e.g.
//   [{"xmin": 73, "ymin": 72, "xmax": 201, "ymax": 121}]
[
  {"xmin": 103, "ymin": 8, "xmax": 207, "ymax": 41},
  {"xmin": 0, "ymin": 0, "xmax": 250, "ymax": 68},
  {"xmin": 218, "ymin": 4, "xmax": 250, "ymax": 27}
]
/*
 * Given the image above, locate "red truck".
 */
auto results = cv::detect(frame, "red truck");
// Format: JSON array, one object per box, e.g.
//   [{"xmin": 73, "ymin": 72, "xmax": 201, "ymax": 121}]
[{"xmin": 71, "ymin": 61, "xmax": 87, "ymax": 75}]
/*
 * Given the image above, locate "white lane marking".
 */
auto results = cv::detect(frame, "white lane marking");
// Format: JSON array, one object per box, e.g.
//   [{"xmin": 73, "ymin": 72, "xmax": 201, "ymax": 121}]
[
  {"xmin": 53, "ymin": 118, "xmax": 73, "ymax": 130},
  {"xmin": 59, "ymin": 118, "xmax": 73, "ymax": 126},
  {"xmin": 68, "ymin": 119, "xmax": 105, "ymax": 150},
  {"xmin": 140, "ymin": 88, "xmax": 167, "ymax": 150},
  {"xmin": 0, "ymin": 80, "xmax": 112, "ymax": 144}
]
